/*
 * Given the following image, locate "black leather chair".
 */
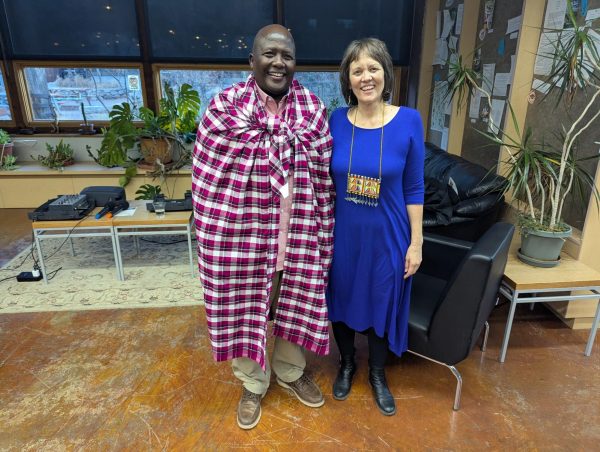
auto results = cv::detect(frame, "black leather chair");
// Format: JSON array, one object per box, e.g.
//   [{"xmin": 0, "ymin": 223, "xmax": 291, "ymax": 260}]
[
  {"xmin": 409, "ymin": 222, "xmax": 515, "ymax": 410},
  {"xmin": 423, "ymin": 142, "xmax": 508, "ymax": 242}
]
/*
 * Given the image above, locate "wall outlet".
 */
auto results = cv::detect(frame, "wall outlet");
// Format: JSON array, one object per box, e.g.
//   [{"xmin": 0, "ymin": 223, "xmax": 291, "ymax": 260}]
[{"xmin": 16, "ymin": 271, "xmax": 43, "ymax": 282}]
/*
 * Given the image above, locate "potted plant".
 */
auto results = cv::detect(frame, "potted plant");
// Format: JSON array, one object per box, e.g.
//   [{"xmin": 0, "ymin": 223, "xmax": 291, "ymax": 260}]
[
  {"xmin": 444, "ymin": 1, "xmax": 600, "ymax": 267},
  {"xmin": 34, "ymin": 139, "xmax": 75, "ymax": 169},
  {"xmin": 89, "ymin": 81, "xmax": 200, "ymax": 186},
  {"xmin": 0, "ymin": 128, "xmax": 14, "ymax": 169},
  {"xmin": 135, "ymin": 183, "xmax": 162, "ymax": 200}
]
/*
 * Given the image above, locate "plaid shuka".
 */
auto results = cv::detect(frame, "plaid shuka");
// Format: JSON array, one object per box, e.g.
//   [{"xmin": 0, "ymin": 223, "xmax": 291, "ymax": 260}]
[{"xmin": 191, "ymin": 76, "xmax": 334, "ymax": 369}]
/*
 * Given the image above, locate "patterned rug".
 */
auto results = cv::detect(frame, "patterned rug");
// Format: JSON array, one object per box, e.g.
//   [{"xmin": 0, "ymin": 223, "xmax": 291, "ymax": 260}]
[{"xmin": 0, "ymin": 235, "xmax": 204, "ymax": 314}]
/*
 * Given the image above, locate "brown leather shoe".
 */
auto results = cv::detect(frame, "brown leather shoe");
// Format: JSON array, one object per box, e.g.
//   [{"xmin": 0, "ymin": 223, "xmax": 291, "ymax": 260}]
[
  {"xmin": 237, "ymin": 388, "xmax": 263, "ymax": 430},
  {"xmin": 276, "ymin": 374, "xmax": 324, "ymax": 408}
]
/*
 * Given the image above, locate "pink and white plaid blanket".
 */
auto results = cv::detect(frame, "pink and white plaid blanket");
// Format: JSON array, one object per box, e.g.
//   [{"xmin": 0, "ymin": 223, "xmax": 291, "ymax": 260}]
[{"xmin": 192, "ymin": 76, "xmax": 334, "ymax": 369}]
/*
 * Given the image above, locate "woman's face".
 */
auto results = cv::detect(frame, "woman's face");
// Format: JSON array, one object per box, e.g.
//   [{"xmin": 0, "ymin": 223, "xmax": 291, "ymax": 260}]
[{"xmin": 348, "ymin": 52, "xmax": 385, "ymax": 106}]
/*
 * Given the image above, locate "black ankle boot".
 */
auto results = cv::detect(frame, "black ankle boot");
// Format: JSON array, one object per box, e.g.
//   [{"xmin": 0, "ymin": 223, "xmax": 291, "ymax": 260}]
[
  {"xmin": 332, "ymin": 355, "xmax": 356, "ymax": 400},
  {"xmin": 368, "ymin": 367, "xmax": 396, "ymax": 415}
]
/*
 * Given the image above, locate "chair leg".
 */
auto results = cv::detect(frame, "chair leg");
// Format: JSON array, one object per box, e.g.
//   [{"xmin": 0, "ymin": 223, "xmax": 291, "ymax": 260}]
[
  {"xmin": 407, "ymin": 350, "xmax": 463, "ymax": 411},
  {"xmin": 480, "ymin": 321, "xmax": 489, "ymax": 352}
]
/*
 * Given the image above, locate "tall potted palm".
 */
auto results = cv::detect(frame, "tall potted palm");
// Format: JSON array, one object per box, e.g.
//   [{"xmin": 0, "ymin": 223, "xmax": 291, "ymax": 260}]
[{"xmin": 445, "ymin": 1, "xmax": 600, "ymax": 267}]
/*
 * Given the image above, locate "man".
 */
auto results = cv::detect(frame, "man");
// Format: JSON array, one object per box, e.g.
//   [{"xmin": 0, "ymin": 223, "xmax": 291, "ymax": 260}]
[{"xmin": 191, "ymin": 24, "xmax": 334, "ymax": 430}]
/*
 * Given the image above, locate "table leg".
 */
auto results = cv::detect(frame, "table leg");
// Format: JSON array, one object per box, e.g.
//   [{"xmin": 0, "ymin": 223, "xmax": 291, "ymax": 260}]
[
  {"xmin": 34, "ymin": 231, "xmax": 48, "ymax": 284},
  {"xmin": 187, "ymin": 222, "xmax": 194, "ymax": 277},
  {"xmin": 113, "ymin": 228, "xmax": 124, "ymax": 281},
  {"xmin": 584, "ymin": 298, "xmax": 600, "ymax": 357},
  {"xmin": 499, "ymin": 292, "xmax": 518, "ymax": 363},
  {"xmin": 69, "ymin": 238, "xmax": 75, "ymax": 256}
]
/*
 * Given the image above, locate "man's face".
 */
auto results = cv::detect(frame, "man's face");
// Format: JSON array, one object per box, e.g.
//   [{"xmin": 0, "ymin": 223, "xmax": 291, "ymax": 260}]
[{"xmin": 250, "ymin": 32, "xmax": 296, "ymax": 101}]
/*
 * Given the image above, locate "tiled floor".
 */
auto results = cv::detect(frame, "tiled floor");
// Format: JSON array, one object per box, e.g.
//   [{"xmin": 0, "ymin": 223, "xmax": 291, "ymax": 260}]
[{"xmin": 1, "ymin": 209, "xmax": 598, "ymax": 450}]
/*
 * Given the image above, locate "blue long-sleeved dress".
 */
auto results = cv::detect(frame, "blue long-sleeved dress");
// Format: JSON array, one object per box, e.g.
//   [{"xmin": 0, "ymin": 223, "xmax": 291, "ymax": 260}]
[{"xmin": 327, "ymin": 106, "xmax": 425, "ymax": 356}]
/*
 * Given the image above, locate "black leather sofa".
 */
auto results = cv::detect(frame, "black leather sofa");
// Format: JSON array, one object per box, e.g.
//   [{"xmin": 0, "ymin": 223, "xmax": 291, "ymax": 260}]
[{"xmin": 423, "ymin": 142, "xmax": 507, "ymax": 241}]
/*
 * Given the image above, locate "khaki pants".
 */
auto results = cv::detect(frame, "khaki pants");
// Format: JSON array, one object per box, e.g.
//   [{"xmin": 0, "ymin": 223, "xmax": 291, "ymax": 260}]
[{"xmin": 232, "ymin": 272, "xmax": 305, "ymax": 395}]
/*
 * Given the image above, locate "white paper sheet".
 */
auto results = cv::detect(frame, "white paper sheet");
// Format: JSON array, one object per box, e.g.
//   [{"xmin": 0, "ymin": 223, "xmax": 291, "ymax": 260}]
[
  {"xmin": 509, "ymin": 32, "xmax": 518, "ymax": 39},
  {"xmin": 532, "ymin": 78, "xmax": 550, "ymax": 94},
  {"xmin": 430, "ymin": 81, "xmax": 448, "ymax": 132},
  {"xmin": 489, "ymin": 98, "xmax": 506, "ymax": 134},
  {"xmin": 586, "ymin": 8, "xmax": 600, "ymax": 22},
  {"xmin": 510, "ymin": 55, "xmax": 516, "ymax": 77},
  {"xmin": 469, "ymin": 92, "xmax": 482, "ymax": 119},
  {"xmin": 442, "ymin": 9, "xmax": 454, "ymax": 38},
  {"xmin": 506, "ymin": 15, "xmax": 522, "ymax": 34},
  {"xmin": 543, "ymin": 0, "xmax": 568, "ymax": 29},
  {"xmin": 493, "ymin": 72, "xmax": 511, "ymax": 97},
  {"xmin": 433, "ymin": 38, "xmax": 448, "ymax": 65},
  {"xmin": 448, "ymin": 35, "xmax": 459, "ymax": 53},
  {"xmin": 482, "ymin": 63, "xmax": 496, "ymax": 95},
  {"xmin": 436, "ymin": 11, "xmax": 442, "ymax": 38},
  {"xmin": 455, "ymin": 4, "xmax": 464, "ymax": 35},
  {"xmin": 115, "ymin": 208, "xmax": 137, "ymax": 217},
  {"xmin": 441, "ymin": 128, "xmax": 449, "ymax": 151}
]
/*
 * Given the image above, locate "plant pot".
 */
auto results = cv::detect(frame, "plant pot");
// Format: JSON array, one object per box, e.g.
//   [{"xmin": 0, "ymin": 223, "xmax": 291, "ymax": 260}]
[
  {"xmin": 139, "ymin": 137, "xmax": 173, "ymax": 169},
  {"xmin": 1, "ymin": 142, "xmax": 14, "ymax": 163},
  {"xmin": 79, "ymin": 124, "xmax": 96, "ymax": 135},
  {"xmin": 518, "ymin": 225, "xmax": 572, "ymax": 267}
]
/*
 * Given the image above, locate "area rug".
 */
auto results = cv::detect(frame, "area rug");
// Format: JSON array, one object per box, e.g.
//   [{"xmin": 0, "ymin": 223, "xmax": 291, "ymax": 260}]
[{"xmin": 0, "ymin": 235, "xmax": 204, "ymax": 314}]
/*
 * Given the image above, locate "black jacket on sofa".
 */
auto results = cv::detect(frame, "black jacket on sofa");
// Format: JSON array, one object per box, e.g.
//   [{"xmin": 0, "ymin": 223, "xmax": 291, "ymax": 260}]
[{"xmin": 423, "ymin": 142, "xmax": 507, "ymax": 242}]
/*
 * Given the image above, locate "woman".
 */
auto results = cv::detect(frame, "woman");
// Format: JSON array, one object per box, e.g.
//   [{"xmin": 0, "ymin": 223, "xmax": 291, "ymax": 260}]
[{"xmin": 327, "ymin": 38, "xmax": 424, "ymax": 416}]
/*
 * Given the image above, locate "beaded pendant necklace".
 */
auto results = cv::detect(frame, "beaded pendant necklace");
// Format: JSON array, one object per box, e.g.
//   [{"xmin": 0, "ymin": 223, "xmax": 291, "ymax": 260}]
[{"xmin": 345, "ymin": 105, "xmax": 384, "ymax": 207}]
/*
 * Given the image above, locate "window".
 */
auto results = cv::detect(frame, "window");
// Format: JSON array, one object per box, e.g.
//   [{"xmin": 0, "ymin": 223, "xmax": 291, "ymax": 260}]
[
  {"xmin": 0, "ymin": 68, "xmax": 11, "ymax": 121},
  {"xmin": 284, "ymin": 0, "xmax": 414, "ymax": 64},
  {"xmin": 19, "ymin": 65, "xmax": 144, "ymax": 122},
  {"xmin": 294, "ymin": 71, "xmax": 345, "ymax": 112},
  {"xmin": 158, "ymin": 68, "xmax": 345, "ymax": 116},
  {"xmin": 146, "ymin": 0, "xmax": 273, "ymax": 61},
  {"xmin": 4, "ymin": 0, "xmax": 140, "ymax": 58}
]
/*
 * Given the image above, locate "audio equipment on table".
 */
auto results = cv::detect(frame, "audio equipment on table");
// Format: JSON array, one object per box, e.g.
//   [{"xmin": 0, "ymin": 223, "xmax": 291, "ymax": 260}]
[
  {"xmin": 28, "ymin": 194, "xmax": 95, "ymax": 221},
  {"xmin": 145, "ymin": 191, "xmax": 193, "ymax": 212},
  {"xmin": 96, "ymin": 200, "xmax": 130, "ymax": 219}
]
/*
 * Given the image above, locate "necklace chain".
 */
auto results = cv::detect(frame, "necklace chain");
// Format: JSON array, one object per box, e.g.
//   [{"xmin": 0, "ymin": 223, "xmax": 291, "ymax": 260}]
[{"xmin": 345, "ymin": 104, "xmax": 385, "ymax": 207}]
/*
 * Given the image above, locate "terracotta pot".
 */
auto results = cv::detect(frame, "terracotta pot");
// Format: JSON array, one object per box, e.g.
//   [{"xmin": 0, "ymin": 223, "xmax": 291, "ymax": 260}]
[
  {"xmin": 0, "ymin": 142, "xmax": 14, "ymax": 163},
  {"xmin": 140, "ymin": 138, "xmax": 173, "ymax": 167}
]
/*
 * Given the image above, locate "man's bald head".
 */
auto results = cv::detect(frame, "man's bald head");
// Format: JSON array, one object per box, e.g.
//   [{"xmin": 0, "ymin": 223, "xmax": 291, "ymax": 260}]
[
  {"xmin": 252, "ymin": 24, "xmax": 295, "ymax": 55},
  {"xmin": 249, "ymin": 24, "xmax": 296, "ymax": 101}
]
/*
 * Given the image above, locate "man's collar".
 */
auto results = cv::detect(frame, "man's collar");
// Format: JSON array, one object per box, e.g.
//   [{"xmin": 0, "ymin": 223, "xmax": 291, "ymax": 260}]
[{"xmin": 255, "ymin": 83, "xmax": 289, "ymax": 113}]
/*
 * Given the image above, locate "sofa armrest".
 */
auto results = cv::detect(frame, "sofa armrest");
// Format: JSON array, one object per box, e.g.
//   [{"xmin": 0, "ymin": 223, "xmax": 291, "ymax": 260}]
[{"xmin": 419, "ymin": 233, "xmax": 473, "ymax": 282}]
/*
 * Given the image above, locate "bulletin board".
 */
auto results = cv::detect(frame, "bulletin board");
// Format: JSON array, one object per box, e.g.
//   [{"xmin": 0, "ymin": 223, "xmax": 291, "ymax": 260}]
[
  {"xmin": 460, "ymin": 0, "xmax": 525, "ymax": 170},
  {"xmin": 426, "ymin": 0, "xmax": 467, "ymax": 150}
]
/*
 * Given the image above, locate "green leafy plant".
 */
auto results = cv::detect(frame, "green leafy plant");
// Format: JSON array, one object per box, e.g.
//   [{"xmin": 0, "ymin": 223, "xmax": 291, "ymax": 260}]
[
  {"xmin": 0, "ymin": 154, "xmax": 18, "ymax": 170},
  {"xmin": 35, "ymin": 140, "xmax": 75, "ymax": 169},
  {"xmin": 0, "ymin": 129, "xmax": 10, "ymax": 145},
  {"xmin": 88, "ymin": 81, "xmax": 200, "ymax": 186},
  {"xmin": 135, "ymin": 184, "xmax": 163, "ymax": 200},
  {"xmin": 444, "ymin": 1, "xmax": 600, "ymax": 233}
]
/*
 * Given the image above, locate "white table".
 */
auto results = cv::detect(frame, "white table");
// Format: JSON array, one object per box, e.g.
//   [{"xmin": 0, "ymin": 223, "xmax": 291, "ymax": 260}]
[{"xmin": 111, "ymin": 200, "xmax": 195, "ymax": 280}]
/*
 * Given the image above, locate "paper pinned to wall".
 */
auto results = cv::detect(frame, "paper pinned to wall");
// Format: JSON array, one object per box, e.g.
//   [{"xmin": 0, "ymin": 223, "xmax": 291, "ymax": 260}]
[
  {"xmin": 442, "ymin": 9, "xmax": 454, "ymax": 38},
  {"xmin": 448, "ymin": 35, "xmax": 459, "ymax": 53},
  {"xmin": 543, "ymin": 0, "xmax": 568, "ymax": 29},
  {"xmin": 430, "ymin": 81, "xmax": 448, "ymax": 132},
  {"xmin": 436, "ymin": 11, "xmax": 442, "ymax": 38},
  {"xmin": 469, "ymin": 92, "xmax": 482, "ymax": 119},
  {"xmin": 482, "ymin": 63, "xmax": 496, "ymax": 94},
  {"xmin": 493, "ymin": 73, "xmax": 511, "ymax": 97},
  {"xmin": 441, "ymin": 128, "xmax": 449, "ymax": 151},
  {"xmin": 532, "ymin": 79, "xmax": 550, "ymax": 94},
  {"xmin": 510, "ymin": 32, "xmax": 519, "ymax": 39},
  {"xmin": 506, "ymin": 15, "xmax": 522, "ymax": 35},
  {"xmin": 433, "ymin": 38, "xmax": 448, "ymax": 65},
  {"xmin": 510, "ymin": 55, "xmax": 516, "ymax": 77},
  {"xmin": 586, "ymin": 8, "xmax": 600, "ymax": 22},
  {"xmin": 455, "ymin": 4, "xmax": 464, "ymax": 35},
  {"xmin": 489, "ymin": 99, "xmax": 506, "ymax": 134}
]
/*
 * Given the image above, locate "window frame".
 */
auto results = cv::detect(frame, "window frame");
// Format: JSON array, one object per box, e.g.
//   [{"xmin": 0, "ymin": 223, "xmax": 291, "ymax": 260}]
[
  {"xmin": 13, "ymin": 60, "xmax": 147, "ymax": 128},
  {"xmin": 0, "ymin": 62, "xmax": 16, "ymax": 127}
]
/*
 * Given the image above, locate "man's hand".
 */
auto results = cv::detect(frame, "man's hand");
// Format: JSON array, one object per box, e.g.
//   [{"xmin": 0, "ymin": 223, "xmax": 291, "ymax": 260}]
[{"xmin": 404, "ymin": 243, "xmax": 422, "ymax": 279}]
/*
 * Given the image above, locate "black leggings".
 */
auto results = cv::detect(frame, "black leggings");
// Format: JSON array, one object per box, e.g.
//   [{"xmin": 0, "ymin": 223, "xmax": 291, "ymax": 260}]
[{"xmin": 332, "ymin": 321, "xmax": 388, "ymax": 368}]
